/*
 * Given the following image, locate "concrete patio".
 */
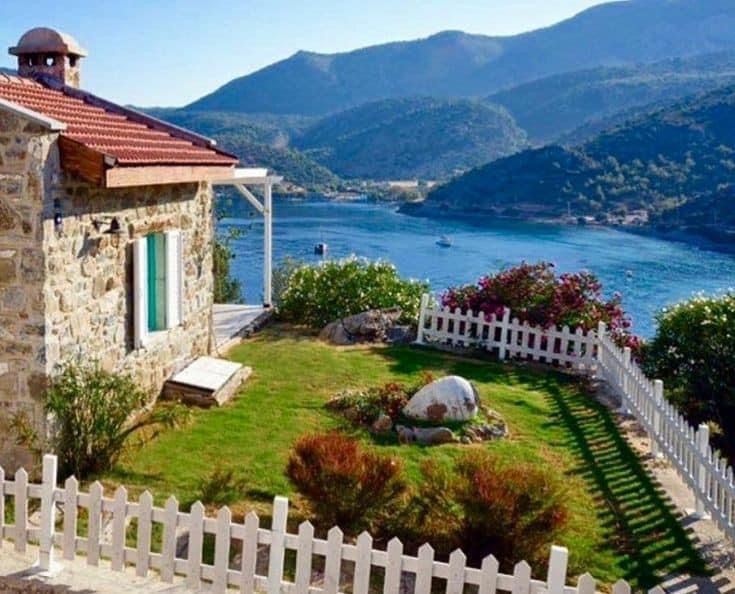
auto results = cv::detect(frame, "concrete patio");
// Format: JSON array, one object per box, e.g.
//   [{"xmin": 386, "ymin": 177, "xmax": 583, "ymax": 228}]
[{"xmin": 0, "ymin": 541, "xmax": 192, "ymax": 593}]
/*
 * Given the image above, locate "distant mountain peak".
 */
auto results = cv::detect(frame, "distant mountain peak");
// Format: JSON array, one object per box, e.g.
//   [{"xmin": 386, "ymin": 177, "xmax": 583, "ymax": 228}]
[{"xmin": 187, "ymin": 0, "xmax": 735, "ymax": 116}]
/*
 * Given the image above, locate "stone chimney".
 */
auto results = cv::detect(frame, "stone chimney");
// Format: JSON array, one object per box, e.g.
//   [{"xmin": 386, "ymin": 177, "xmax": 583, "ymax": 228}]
[{"xmin": 9, "ymin": 27, "xmax": 87, "ymax": 88}]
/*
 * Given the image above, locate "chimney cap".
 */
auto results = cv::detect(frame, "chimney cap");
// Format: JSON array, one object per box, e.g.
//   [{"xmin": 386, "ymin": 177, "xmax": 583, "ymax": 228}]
[{"xmin": 9, "ymin": 27, "xmax": 87, "ymax": 58}]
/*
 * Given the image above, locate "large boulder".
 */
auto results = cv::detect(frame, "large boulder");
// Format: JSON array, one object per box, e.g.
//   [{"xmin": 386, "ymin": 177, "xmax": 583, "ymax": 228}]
[
  {"xmin": 403, "ymin": 375, "xmax": 479, "ymax": 422},
  {"xmin": 320, "ymin": 308, "xmax": 405, "ymax": 345}
]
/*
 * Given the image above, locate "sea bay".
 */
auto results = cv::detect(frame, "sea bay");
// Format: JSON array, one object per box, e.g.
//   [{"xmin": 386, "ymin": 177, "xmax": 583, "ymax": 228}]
[{"xmin": 221, "ymin": 197, "xmax": 735, "ymax": 337}]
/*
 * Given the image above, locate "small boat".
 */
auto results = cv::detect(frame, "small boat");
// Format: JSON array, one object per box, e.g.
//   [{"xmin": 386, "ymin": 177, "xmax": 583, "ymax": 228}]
[
  {"xmin": 436, "ymin": 235, "xmax": 452, "ymax": 248},
  {"xmin": 314, "ymin": 242, "xmax": 328, "ymax": 256}
]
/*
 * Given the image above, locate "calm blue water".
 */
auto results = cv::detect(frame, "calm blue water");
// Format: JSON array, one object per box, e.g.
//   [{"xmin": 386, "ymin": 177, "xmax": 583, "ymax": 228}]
[{"xmin": 220, "ymin": 197, "xmax": 735, "ymax": 337}]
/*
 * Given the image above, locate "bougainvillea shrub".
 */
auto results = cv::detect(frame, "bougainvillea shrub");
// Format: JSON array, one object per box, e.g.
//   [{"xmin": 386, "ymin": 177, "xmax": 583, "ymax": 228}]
[{"xmin": 441, "ymin": 262, "xmax": 639, "ymax": 350}]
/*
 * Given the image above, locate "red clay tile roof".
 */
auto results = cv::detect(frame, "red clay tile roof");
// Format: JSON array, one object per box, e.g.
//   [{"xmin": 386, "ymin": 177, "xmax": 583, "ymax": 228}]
[{"xmin": 0, "ymin": 73, "xmax": 238, "ymax": 167}]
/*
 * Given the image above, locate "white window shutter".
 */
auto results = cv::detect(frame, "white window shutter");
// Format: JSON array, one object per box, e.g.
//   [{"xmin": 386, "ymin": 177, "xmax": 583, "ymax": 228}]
[
  {"xmin": 132, "ymin": 237, "xmax": 148, "ymax": 348},
  {"xmin": 165, "ymin": 230, "xmax": 183, "ymax": 328}
]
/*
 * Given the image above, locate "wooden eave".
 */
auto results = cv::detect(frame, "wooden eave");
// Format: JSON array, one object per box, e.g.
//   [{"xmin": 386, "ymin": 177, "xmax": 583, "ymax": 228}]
[{"xmin": 58, "ymin": 137, "xmax": 236, "ymax": 188}]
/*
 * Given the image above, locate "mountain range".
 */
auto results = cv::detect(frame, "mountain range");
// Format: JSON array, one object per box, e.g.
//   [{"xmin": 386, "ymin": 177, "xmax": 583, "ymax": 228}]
[
  {"xmin": 153, "ymin": 47, "xmax": 735, "ymax": 183},
  {"xmin": 410, "ymin": 83, "xmax": 735, "ymax": 244},
  {"xmin": 187, "ymin": 0, "xmax": 735, "ymax": 116},
  {"xmin": 294, "ymin": 97, "xmax": 527, "ymax": 180},
  {"xmin": 140, "ymin": 0, "xmax": 735, "ymax": 245},
  {"xmin": 489, "ymin": 51, "xmax": 735, "ymax": 143}
]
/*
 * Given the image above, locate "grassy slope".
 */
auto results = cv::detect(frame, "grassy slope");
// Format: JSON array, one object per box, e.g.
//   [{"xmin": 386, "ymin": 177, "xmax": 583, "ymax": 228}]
[{"xmin": 108, "ymin": 328, "xmax": 705, "ymax": 587}]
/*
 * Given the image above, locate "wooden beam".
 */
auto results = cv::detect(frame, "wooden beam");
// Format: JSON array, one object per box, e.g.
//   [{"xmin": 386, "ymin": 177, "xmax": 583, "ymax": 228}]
[
  {"xmin": 105, "ymin": 166, "xmax": 236, "ymax": 188},
  {"xmin": 59, "ymin": 136, "xmax": 106, "ymax": 186},
  {"xmin": 234, "ymin": 184, "xmax": 264, "ymax": 213}
]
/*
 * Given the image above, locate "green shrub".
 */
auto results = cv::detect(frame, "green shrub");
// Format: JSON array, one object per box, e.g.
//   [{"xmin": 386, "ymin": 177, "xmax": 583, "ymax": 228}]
[
  {"xmin": 14, "ymin": 360, "xmax": 186, "ymax": 479},
  {"xmin": 272, "ymin": 256, "xmax": 303, "ymax": 306},
  {"xmin": 387, "ymin": 460, "xmax": 463, "ymax": 555},
  {"xmin": 643, "ymin": 292, "xmax": 735, "ymax": 461},
  {"xmin": 213, "ymin": 230, "xmax": 243, "ymax": 304},
  {"xmin": 195, "ymin": 466, "xmax": 249, "ymax": 507},
  {"xmin": 277, "ymin": 257, "xmax": 428, "ymax": 327},
  {"xmin": 287, "ymin": 432, "xmax": 407, "ymax": 533},
  {"xmin": 396, "ymin": 451, "xmax": 569, "ymax": 570},
  {"xmin": 327, "ymin": 381, "xmax": 414, "ymax": 426}
]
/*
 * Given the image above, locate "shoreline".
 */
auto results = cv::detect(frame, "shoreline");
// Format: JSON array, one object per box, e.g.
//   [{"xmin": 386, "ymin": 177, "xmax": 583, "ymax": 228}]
[{"xmin": 396, "ymin": 203, "xmax": 735, "ymax": 257}]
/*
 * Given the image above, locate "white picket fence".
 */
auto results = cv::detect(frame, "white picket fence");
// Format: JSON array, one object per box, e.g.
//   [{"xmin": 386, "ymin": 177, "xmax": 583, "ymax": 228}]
[
  {"xmin": 416, "ymin": 294, "xmax": 735, "ymax": 543},
  {"xmin": 415, "ymin": 295, "xmax": 597, "ymax": 370},
  {"xmin": 596, "ymin": 326, "xmax": 735, "ymax": 542},
  {"xmin": 0, "ymin": 455, "xmax": 662, "ymax": 594}
]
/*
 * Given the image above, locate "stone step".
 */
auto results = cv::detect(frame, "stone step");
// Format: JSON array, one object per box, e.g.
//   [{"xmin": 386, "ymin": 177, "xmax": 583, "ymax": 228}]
[{"xmin": 162, "ymin": 356, "xmax": 251, "ymax": 408}]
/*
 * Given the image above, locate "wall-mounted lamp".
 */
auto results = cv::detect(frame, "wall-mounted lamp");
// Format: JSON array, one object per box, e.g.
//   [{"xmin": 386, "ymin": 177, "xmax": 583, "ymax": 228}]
[
  {"xmin": 53, "ymin": 198, "xmax": 62, "ymax": 232},
  {"xmin": 92, "ymin": 216, "xmax": 122, "ymax": 236},
  {"xmin": 92, "ymin": 216, "xmax": 123, "ymax": 247}
]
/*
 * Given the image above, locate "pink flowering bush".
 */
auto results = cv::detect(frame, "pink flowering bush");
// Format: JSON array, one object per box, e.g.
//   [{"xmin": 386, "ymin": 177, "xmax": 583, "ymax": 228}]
[{"xmin": 441, "ymin": 262, "xmax": 639, "ymax": 351}]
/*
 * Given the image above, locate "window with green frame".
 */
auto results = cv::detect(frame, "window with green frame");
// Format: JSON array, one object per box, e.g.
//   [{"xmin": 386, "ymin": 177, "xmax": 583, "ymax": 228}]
[
  {"xmin": 132, "ymin": 229, "xmax": 183, "ymax": 348},
  {"xmin": 146, "ymin": 233, "xmax": 167, "ymax": 332}
]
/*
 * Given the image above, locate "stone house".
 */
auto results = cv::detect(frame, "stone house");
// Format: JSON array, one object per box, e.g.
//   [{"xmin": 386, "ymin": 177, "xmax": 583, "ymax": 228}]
[{"xmin": 0, "ymin": 28, "xmax": 247, "ymax": 467}]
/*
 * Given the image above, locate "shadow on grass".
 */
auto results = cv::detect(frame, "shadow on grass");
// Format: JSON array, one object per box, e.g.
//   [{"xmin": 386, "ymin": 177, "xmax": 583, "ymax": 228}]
[
  {"xmin": 374, "ymin": 345, "xmax": 707, "ymax": 588},
  {"xmin": 540, "ymin": 379, "xmax": 708, "ymax": 586}
]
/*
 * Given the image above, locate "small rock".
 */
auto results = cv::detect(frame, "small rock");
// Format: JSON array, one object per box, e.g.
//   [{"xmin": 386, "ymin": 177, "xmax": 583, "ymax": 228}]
[
  {"xmin": 371, "ymin": 413, "xmax": 393, "ymax": 434},
  {"xmin": 319, "ymin": 320, "xmax": 353, "ymax": 345},
  {"xmin": 342, "ymin": 407, "xmax": 361, "ymax": 423},
  {"xmin": 396, "ymin": 424, "xmax": 416, "ymax": 444},
  {"xmin": 464, "ymin": 427, "xmax": 482, "ymax": 443},
  {"xmin": 413, "ymin": 426, "xmax": 456, "ymax": 445},
  {"xmin": 460, "ymin": 436, "xmax": 472, "ymax": 445},
  {"xmin": 396, "ymin": 425, "xmax": 456, "ymax": 445},
  {"xmin": 386, "ymin": 325, "xmax": 416, "ymax": 344}
]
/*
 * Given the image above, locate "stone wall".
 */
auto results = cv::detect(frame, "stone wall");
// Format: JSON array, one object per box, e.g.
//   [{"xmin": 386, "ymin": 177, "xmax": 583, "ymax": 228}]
[
  {"xmin": 0, "ymin": 107, "xmax": 216, "ymax": 468},
  {"xmin": 0, "ymin": 110, "xmax": 56, "ymax": 468},
  {"xmin": 44, "ymin": 179, "xmax": 215, "ymax": 395}
]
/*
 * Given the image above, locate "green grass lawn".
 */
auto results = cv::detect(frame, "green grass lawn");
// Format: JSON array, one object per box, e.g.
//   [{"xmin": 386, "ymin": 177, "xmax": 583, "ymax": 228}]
[{"xmin": 107, "ymin": 326, "xmax": 706, "ymax": 588}]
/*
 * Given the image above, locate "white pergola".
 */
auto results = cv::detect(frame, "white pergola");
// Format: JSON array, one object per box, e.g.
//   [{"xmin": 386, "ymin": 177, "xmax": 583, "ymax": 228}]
[{"xmin": 213, "ymin": 168, "xmax": 283, "ymax": 307}]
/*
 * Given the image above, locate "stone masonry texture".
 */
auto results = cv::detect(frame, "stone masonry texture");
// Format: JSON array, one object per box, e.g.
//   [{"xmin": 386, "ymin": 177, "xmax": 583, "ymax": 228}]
[{"xmin": 0, "ymin": 108, "xmax": 215, "ymax": 470}]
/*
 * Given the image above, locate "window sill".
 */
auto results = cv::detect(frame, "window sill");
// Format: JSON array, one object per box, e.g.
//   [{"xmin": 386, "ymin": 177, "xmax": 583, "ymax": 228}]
[{"xmin": 139, "ymin": 326, "xmax": 180, "ymax": 350}]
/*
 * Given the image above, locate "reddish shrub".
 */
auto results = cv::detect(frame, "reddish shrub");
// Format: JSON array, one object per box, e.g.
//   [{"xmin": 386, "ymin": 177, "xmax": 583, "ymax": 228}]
[
  {"xmin": 455, "ymin": 451, "xmax": 569, "ymax": 568},
  {"xmin": 441, "ymin": 261, "xmax": 639, "ymax": 352},
  {"xmin": 287, "ymin": 432, "xmax": 407, "ymax": 533},
  {"xmin": 395, "ymin": 451, "xmax": 569, "ymax": 571}
]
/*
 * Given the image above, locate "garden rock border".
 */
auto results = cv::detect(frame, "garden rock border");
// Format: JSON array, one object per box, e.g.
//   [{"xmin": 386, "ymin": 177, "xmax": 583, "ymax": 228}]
[{"xmin": 319, "ymin": 308, "xmax": 415, "ymax": 345}]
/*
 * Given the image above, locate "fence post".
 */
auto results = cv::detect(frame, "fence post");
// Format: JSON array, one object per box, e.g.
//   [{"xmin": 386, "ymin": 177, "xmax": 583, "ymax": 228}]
[
  {"xmin": 695, "ymin": 423, "xmax": 711, "ymax": 519},
  {"xmin": 497, "ymin": 308, "xmax": 510, "ymax": 361},
  {"xmin": 415, "ymin": 294, "xmax": 430, "ymax": 345},
  {"xmin": 618, "ymin": 347, "xmax": 631, "ymax": 415},
  {"xmin": 651, "ymin": 380, "xmax": 664, "ymax": 458},
  {"xmin": 596, "ymin": 322, "xmax": 606, "ymax": 374},
  {"xmin": 268, "ymin": 496, "xmax": 289, "ymax": 594},
  {"xmin": 37, "ymin": 454, "xmax": 59, "ymax": 573},
  {"xmin": 546, "ymin": 545, "xmax": 568, "ymax": 594}
]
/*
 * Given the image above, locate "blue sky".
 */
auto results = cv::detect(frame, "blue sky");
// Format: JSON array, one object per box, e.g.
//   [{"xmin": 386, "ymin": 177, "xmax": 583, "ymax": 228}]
[{"xmin": 2, "ymin": 0, "xmax": 609, "ymax": 107}]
